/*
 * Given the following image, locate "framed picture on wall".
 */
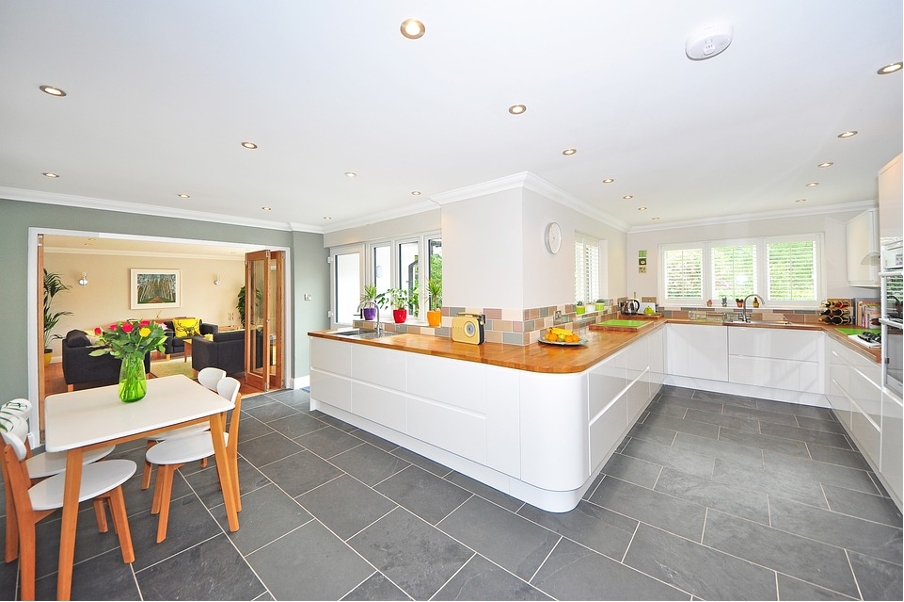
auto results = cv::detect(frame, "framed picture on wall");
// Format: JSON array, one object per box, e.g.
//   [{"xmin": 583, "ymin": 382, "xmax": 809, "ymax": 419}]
[{"xmin": 130, "ymin": 268, "xmax": 181, "ymax": 310}]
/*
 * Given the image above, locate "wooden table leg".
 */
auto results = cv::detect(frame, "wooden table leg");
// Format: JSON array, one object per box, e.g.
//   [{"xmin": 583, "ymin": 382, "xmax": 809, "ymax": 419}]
[
  {"xmin": 57, "ymin": 448, "xmax": 84, "ymax": 601},
  {"xmin": 209, "ymin": 413, "xmax": 239, "ymax": 531}
]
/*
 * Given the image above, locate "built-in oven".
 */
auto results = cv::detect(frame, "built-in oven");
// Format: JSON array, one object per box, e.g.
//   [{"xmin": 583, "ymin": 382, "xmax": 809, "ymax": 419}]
[{"xmin": 880, "ymin": 240, "xmax": 903, "ymax": 398}]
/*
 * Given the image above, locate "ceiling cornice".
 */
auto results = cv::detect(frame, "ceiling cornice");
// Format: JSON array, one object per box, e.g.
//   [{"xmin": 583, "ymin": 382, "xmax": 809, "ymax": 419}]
[
  {"xmin": 0, "ymin": 187, "xmax": 295, "ymax": 232},
  {"xmin": 429, "ymin": 171, "xmax": 631, "ymax": 232},
  {"xmin": 628, "ymin": 199, "xmax": 879, "ymax": 234},
  {"xmin": 306, "ymin": 199, "xmax": 440, "ymax": 234},
  {"xmin": 43, "ymin": 246, "xmax": 246, "ymax": 261}
]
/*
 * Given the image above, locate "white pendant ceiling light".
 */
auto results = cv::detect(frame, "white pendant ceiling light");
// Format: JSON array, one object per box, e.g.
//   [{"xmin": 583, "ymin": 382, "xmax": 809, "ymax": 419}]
[{"xmin": 686, "ymin": 23, "xmax": 733, "ymax": 60}]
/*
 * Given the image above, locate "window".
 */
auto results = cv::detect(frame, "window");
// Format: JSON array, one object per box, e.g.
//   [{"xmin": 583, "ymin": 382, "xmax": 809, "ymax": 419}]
[
  {"xmin": 330, "ymin": 246, "xmax": 362, "ymax": 327},
  {"xmin": 372, "ymin": 243, "xmax": 391, "ymax": 296},
  {"xmin": 660, "ymin": 235, "xmax": 822, "ymax": 307},
  {"xmin": 574, "ymin": 234, "xmax": 599, "ymax": 304},
  {"xmin": 398, "ymin": 240, "xmax": 419, "ymax": 313}
]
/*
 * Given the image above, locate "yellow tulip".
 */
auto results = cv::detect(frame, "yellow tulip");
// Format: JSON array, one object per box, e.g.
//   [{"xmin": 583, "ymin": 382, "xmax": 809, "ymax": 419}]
[{"xmin": 139, "ymin": 327, "xmax": 151, "ymax": 337}]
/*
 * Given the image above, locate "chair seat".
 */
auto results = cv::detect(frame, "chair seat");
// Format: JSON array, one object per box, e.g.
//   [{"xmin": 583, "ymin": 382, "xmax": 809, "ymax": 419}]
[
  {"xmin": 28, "ymin": 459, "xmax": 137, "ymax": 512},
  {"xmin": 147, "ymin": 424, "xmax": 209, "ymax": 443},
  {"xmin": 146, "ymin": 432, "xmax": 229, "ymax": 466},
  {"xmin": 25, "ymin": 445, "xmax": 116, "ymax": 480}
]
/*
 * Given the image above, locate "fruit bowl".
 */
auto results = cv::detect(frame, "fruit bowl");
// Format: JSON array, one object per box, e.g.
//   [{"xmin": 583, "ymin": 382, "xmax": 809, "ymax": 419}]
[{"xmin": 538, "ymin": 337, "xmax": 588, "ymax": 347}]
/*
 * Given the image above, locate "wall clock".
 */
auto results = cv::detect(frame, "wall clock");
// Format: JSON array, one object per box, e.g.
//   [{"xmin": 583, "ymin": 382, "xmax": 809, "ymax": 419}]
[{"xmin": 545, "ymin": 222, "xmax": 562, "ymax": 254}]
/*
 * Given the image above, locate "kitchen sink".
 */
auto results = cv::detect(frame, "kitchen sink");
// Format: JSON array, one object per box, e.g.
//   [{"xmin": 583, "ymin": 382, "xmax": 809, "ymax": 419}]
[
  {"xmin": 723, "ymin": 319, "xmax": 820, "ymax": 329},
  {"xmin": 329, "ymin": 329, "xmax": 402, "ymax": 339}
]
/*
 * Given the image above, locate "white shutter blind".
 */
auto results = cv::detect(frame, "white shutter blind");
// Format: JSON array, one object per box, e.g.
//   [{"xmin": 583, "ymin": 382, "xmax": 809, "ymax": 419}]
[
  {"xmin": 712, "ymin": 244, "xmax": 756, "ymax": 299},
  {"xmin": 574, "ymin": 239, "xmax": 585, "ymax": 303},
  {"xmin": 767, "ymin": 239, "xmax": 817, "ymax": 301},
  {"xmin": 663, "ymin": 247, "xmax": 703, "ymax": 300},
  {"xmin": 574, "ymin": 235, "xmax": 599, "ymax": 304}
]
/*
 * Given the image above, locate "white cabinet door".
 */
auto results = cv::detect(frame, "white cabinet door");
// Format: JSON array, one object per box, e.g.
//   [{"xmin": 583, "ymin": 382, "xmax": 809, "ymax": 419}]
[
  {"xmin": 846, "ymin": 209, "xmax": 879, "ymax": 287},
  {"xmin": 666, "ymin": 324, "xmax": 728, "ymax": 381},
  {"xmin": 728, "ymin": 356, "xmax": 822, "ymax": 393},
  {"xmin": 880, "ymin": 391, "xmax": 903, "ymax": 506},
  {"xmin": 649, "ymin": 327, "xmax": 665, "ymax": 393},
  {"xmin": 310, "ymin": 369, "xmax": 352, "ymax": 412},
  {"xmin": 827, "ymin": 340, "xmax": 883, "ymax": 467},
  {"xmin": 310, "ymin": 338, "xmax": 352, "ymax": 376},
  {"xmin": 728, "ymin": 329, "xmax": 824, "ymax": 393},
  {"xmin": 728, "ymin": 328, "xmax": 822, "ymax": 362}
]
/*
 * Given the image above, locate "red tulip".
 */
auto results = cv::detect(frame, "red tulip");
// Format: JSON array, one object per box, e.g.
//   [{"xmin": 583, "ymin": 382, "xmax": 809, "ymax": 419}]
[
  {"xmin": 109, "ymin": 324, "xmax": 118, "ymax": 331},
  {"xmin": 121, "ymin": 323, "xmax": 134, "ymax": 333},
  {"xmin": 94, "ymin": 327, "xmax": 102, "ymax": 335},
  {"xmin": 140, "ymin": 320, "xmax": 150, "ymax": 327}
]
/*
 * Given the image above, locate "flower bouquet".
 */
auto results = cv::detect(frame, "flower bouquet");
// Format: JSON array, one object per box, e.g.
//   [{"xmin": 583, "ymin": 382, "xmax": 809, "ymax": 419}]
[{"xmin": 90, "ymin": 320, "xmax": 168, "ymax": 402}]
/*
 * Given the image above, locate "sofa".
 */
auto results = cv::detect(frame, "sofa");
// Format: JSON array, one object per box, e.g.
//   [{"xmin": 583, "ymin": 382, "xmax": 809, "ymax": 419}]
[
  {"xmin": 191, "ymin": 330, "xmax": 245, "ymax": 375},
  {"xmin": 162, "ymin": 319, "xmax": 218, "ymax": 359},
  {"xmin": 61, "ymin": 329, "xmax": 152, "ymax": 391}
]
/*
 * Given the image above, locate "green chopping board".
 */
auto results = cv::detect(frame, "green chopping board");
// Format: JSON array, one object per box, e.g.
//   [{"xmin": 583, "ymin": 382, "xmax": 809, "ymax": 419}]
[
  {"xmin": 836, "ymin": 327, "xmax": 880, "ymax": 336},
  {"xmin": 591, "ymin": 319, "xmax": 654, "ymax": 332}
]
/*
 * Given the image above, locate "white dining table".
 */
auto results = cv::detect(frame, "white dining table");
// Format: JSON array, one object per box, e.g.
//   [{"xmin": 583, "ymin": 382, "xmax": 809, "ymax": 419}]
[{"xmin": 44, "ymin": 375, "xmax": 240, "ymax": 601}]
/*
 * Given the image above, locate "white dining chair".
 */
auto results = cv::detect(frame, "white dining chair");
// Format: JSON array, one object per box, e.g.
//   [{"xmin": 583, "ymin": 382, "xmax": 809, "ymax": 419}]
[
  {"xmin": 139, "ymin": 368, "xmax": 224, "ymax": 489},
  {"xmin": 1, "ymin": 416, "xmax": 137, "ymax": 601},
  {"xmin": 146, "ymin": 377, "xmax": 242, "ymax": 542},
  {"xmin": 1, "ymin": 399, "xmax": 115, "ymax": 564}
]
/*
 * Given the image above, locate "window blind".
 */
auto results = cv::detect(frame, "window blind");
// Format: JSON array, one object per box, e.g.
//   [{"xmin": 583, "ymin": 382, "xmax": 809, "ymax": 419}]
[
  {"xmin": 712, "ymin": 244, "xmax": 756, "ymax": 299},
  {"xmin": 574, "ymin": 235, "xmax": 599, "ymax": 304},
  {"xmin": 767, "ymin": 239, "xmax": 816, "ymax": 301},
  {"xmin": 663, "ymin": 247, "xmax": 703, "ymax": 300}
]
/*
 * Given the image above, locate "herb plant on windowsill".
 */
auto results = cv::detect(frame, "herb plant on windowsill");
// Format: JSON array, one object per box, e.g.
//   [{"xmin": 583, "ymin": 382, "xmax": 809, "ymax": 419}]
[
  {"xmin": 575, "ymin": 300, "xmax": 586, "ymax": 315},
  {"xmin": 376, "ymin": 288, "xmax": 410, "ymax": 324}
]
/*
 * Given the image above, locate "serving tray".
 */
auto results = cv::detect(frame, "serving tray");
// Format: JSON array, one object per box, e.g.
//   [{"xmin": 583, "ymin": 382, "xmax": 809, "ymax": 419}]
[{"xmin": 538, "ymin": 337, "xmax": 588, "ymax": 347}]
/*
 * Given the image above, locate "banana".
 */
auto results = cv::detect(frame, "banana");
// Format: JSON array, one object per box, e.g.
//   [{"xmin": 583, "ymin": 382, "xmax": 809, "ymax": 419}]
[{"xmin": 547, "ymin": 327, "xmax": 574, "ymax": 336}]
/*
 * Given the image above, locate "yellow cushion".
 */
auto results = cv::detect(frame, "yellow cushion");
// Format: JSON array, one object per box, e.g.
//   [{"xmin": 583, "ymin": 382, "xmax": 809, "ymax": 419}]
[
  {"xmin": 173, "ymin": 318, "xmax": 200, "ymax": 338},
  {"xmin": 203, "ymin": 333, "xmax": 214, "ymax": 341}
]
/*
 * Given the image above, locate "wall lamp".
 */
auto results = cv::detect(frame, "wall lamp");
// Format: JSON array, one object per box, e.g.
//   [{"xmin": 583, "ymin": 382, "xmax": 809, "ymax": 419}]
[
  {"xmin": 214, "ymin": 274, "xmax": 221, "ymax": 286},
  {"xmin": 78, "ymin": 272, "xmax": 88, "ymax": 287}
]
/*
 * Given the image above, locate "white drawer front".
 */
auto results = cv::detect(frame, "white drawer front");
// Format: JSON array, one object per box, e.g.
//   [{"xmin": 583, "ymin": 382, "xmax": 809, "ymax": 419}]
[
  {"xmin": 352, "ymin": 382, "xmax": 407, "ymax": 432},
  {"xmin": 352, "ymin": 344, "xmax": 406, "ymax": 391},
  {"xmin": 310, "ymin": 338, "xmax": 352, "ymax": 376},
  {"xmin": 407, "ymin": 397, "xmax": 486, "ymax": 464},
  {"xmin": 407, "ymin": 352, "xmax": 486, "ymax": 413},
  {"xmin": 310, "ymin": 369, "xmax": 352, "ymax": 412}
]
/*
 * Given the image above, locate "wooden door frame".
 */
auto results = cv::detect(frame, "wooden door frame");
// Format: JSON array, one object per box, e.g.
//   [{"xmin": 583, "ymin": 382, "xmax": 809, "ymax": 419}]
[{"xmin": 243, "ymin": 250, "xmax": 286, "ymax": 392}]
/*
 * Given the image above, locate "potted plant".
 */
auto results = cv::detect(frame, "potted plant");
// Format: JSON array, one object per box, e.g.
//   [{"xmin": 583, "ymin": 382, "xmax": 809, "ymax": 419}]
[
  {"xmin": 594, "ymin": 298, "xmax": 605, "ymax": 312},
  {"xmin": 377, "ymin": 288, "xmax": 409, "ymax": 323},
  {"xmin": 237, "ymin": 286, "xmax": 263, "ymax": 328},
  {"xmin": 427, "ymin": 278, "xmax": 442, "ymax": 327},
  {"xmin": 360, "ymin": 285, "xmax": 378, "ymax": 321},
  {"xmin": 43, "ymin": 269, "xmax": 72, "ymax": 366},
  {"xmin": 575, "ymin": 300, "xmax": 586, "ymax": 315}
]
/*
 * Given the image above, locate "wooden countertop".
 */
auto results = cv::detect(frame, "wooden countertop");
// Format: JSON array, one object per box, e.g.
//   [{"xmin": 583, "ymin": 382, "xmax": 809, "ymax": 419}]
[{"xmin": 309, "ymin": 320, "xmax": 880, "ymax": 375}]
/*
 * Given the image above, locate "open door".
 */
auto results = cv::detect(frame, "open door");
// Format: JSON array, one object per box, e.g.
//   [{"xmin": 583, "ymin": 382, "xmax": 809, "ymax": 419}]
[{"xmin": 244, "ymin": 250, "xmax": 285, "ymax": 392}]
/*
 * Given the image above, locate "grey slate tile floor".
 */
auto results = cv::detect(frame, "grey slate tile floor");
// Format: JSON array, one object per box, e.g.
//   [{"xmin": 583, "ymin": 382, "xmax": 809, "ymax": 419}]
[{"xmin": 1, "ymin": 385, "xmax": 902, "ymax": 600}]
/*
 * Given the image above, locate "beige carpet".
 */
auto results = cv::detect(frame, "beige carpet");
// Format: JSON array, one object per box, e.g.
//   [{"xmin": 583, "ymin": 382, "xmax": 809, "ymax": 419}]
[{"xmin": 150, "ymin": 358, "xmax": 195, "ymax": 379}]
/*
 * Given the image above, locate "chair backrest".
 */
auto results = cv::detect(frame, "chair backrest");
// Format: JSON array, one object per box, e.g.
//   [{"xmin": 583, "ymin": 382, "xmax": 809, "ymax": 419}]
[
  {"xmin": 1, "ymin": 398, "xmax": 32, "ymax": 421},
  {"xmin": 0, "ymin": 415, "xmax": 30, "ymax": 463},
  {"xmin": 1, "ymin": 417, "xmax": 37, "ymax": 518},
  {"xmin": 197, "ymin": 367, "xmax": 226, "ymax": 391},
  {"xmin": 216, "ymin": 377, "xmax": 240, "ymax": 404}
]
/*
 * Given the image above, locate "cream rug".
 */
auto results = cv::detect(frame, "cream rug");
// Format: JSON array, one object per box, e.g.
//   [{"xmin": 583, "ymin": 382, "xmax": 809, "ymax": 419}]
[{"xmin": 150, "ymin": 358, "xmax": 195, "ymax": 379}]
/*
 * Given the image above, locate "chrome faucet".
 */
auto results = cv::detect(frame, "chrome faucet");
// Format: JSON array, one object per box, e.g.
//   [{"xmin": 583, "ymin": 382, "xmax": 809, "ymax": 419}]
[
  {"xmin": 741, "ymin": 294, "xmax": 763, "ymax": 323},
  {"xmin": 374, "ymin": 304, "xmax": 383, "ymax": 337}
]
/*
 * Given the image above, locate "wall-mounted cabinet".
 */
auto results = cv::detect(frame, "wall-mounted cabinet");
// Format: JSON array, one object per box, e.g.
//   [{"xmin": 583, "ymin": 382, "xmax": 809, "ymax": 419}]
[
  {"xmin": 878, "ymin": 153, "xmax": 902, "ymax": 242},
  {"xmin": 846, "ymin": 209, "xmax": 879, "ymax": 287}
]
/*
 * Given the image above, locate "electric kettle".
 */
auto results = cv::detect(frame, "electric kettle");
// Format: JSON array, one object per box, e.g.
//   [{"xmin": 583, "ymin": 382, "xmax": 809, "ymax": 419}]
[{"xmin": 621, "ymin": 299, "xmax": 640, "ymax": 315}]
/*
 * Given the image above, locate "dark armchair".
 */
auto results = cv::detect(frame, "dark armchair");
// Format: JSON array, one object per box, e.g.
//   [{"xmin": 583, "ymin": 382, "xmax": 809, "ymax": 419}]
[
  {"xmin": 162, "ymin": 319, "xmax": 218, "ymax": 359},
  {"xmin": 191, "ymin": 330, "xmax": 245, "ymax": 375},
  {"xmin": 61, "ymin": 330, "xmax": 151, "ymax": 391}
]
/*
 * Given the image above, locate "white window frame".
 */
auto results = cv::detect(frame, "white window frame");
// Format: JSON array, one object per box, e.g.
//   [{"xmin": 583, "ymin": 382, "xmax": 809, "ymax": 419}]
[
  {"xmin": 659, "ymin": 234, "xmax": 825, "ymax": 309},
  {"xmin": 328, "ymin": 243, "xmax": 364, "ymax": 328},
  {"xmin": 574, "ymin": 233, "xmax": 600, "ymax": 305}
]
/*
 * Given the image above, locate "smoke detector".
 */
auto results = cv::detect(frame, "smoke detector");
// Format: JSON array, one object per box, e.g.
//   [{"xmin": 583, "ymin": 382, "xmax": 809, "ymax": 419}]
[{"xmin": 686, "ymin": 23, "xmax": 733, "ymax": 60}]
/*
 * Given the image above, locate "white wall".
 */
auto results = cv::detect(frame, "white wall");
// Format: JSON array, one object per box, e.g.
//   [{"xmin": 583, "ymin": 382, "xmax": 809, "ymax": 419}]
[
  {"xmin": 626, "ymin": 207, "xmax": 879, "ymax": 307},
  {"xmin": 323, "ymin": 209, "xmax": 441, "ymax": 248},
  {"xmin": 44, "ymin": 251, "xmax": 244, "ymax": 356}
]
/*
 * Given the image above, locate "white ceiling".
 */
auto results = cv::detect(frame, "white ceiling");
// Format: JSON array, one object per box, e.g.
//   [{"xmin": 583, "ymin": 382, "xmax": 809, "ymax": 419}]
[{"xmin": 1, "ymin": 1, "xmax": 901, "ymax": 233}]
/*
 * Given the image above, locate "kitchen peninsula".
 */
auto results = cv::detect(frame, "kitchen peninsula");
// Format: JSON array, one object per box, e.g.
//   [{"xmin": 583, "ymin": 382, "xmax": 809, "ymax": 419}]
[{"xmin": 310, "ymin": 319, "xmax": 892, "ymax": 512}]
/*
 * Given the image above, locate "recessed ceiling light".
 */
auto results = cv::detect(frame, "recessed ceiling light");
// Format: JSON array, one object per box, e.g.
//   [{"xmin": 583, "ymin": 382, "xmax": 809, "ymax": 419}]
[
  {"xmin": 817, "ymin": 162, "xmax": 834, "ymax": 168},
  {"xmin": 806, "ymin": 182, "xmax": 819, "ymax": 188},
  {"xmin": 837, "ymin": 131, "xmax": 858, "ymax": 139},
  {"xmin": 652, "ymin": 217, "xmax": 660, "ymax": 221},
  {"xmin": 400, "ymin": 18, "xmax": 425, "ymax": 39},
  {"xmin": 39, "ymin": 85, "xmax": 66, "ymax": 97},
  {"xmin": 42, "ymin": 172, "xmax": 59, "ymax": 178},
  {"xmin": 638, "ymin": 206, "xmax": 647, "ymax": 211},
  {"xmin": 796, "ymin": 199, "xmax": 807, "ymax": 203},
  {"xmin": 241, "ymin": 141, "xmax": 258, "ymax": 149},
  {"xmin": 411, "ymin": 190, "xmax": 421, "ymax": 196},
  {"xmin": 602, "ymin": 178, "xmax": 615, "ymax": 184},
  {"xmin": 261, "ymin": 206, "xmax": 271, "ymax": 211},
  {"xmin": 344, "ymin": 172, "xmax": 357, "ymax": 178},
  {"xmin": 178, "ymin": 193, "xmax": 190, "ymax": 199},
  {"xmin": 323, "ymin": 216, "xmax": 332, "ymax": 221},
  {"xmin": 562, "ymin": 148, "xmax": 577, "ymax": 156},
  {"xmin": 623, "ymin": 195, "xmax": 633, "ymax": 200},
  {"xmin": 508, "ymin": 104, "xmax": 527, "ymax": 115},
  {"xmin": 877, "ymin": 62, "xmax": 903, "ymax": 75}
]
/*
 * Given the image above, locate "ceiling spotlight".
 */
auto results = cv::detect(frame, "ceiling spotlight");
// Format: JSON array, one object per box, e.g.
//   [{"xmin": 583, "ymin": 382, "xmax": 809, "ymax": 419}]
[
  {"xmin": 796, "ymin": 199, "xmax": 807, "ymax": 203},
  {"xmin": 837, "ymin": 131, "xmax": 858, "ymax": 139},
  {"xmin": 652, "ymin": 217, "xmax": 660, "ymax": 221},
  {"xmin": 400, "ymin": 18, "xmax": 425, "ymax": 39},
  {"xmin": 42, "ymin": 172, "xmax": 59, "ymax": 178},
  {"xmin": 178, "ymin": 193, "xmax": 190, "ymax": 199},
  {"xmin": 562, "ymin": 148, "xmax": 577, "ymax": 156},
  {"xmin": 411, "ymin": 190, "xmax": 421, "ymax": 196},
  {"xmin": 806, "ymin": 182, "xmax": 819, "ymax": 188},
  {"xmin": 877, "ymin": 62, "xmax": 903, "ymax": 75},
  {"xmin": 39, "ymin": 85, "xmax": 66, "ymax": 97},
  {"xmin": 241, "ymin": 141, "xmax": 258, "ymax": 149},
  {"xmin": 508, "ymin": 104, "xmax": 527, "ymax": 115},
  {"xmin": 261, "ymin": 206, "xmax": 272, "ymax": 211},
  {"xmin": 602, "ymin": 178, "xmax": 615, "ymax": 184},
  {"xmin": 638, "ymin": 206, "xmax": 647, "ymax": 211},
  {"xmin": 817, "ymin": 162, "xmax": 833, "ymax": 168},
  {"xmin": 323, "ymin": 216, "xmax": 332, "ymax": 221},
  {"xmin": 344, "ymin": 172, "xmax": 357, "ymax": 178},
  {"xmin": 623, "ymin": 195, "xmax": 633, "ymax": 200}
]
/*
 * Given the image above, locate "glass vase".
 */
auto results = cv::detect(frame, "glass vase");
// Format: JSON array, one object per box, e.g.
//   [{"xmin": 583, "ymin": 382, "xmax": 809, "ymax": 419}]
[{"xmin": 118, "ymin": 353, "xmax": 148, "ymax": 403}]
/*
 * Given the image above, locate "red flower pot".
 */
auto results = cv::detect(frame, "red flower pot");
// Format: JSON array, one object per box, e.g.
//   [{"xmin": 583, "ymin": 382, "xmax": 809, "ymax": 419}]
[{"xmin": 392, "ymin": 309, "xmax": 407, "ymax": 323}]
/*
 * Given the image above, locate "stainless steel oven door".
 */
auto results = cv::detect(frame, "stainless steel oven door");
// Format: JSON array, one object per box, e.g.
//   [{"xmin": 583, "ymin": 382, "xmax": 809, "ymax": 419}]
[{"xmin": 880, "ymin": 318, "xmax": 903, "ymax": 398}]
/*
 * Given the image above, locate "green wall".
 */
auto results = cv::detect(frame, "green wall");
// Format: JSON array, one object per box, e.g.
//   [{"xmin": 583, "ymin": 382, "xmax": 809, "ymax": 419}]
[{"xmin": 0, "ymin": 198, "xmax": 329, "ymax": 399}]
